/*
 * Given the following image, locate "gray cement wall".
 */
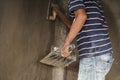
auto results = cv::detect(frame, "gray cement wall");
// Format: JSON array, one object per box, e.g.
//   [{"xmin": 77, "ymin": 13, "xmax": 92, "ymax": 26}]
[
  {"xmin": 0, "ymin": 0, "xmax": 53, "ymax": 80},
  {"xmin": 0, "ymin": 0, "xmax": 119, "ymax": 80}
]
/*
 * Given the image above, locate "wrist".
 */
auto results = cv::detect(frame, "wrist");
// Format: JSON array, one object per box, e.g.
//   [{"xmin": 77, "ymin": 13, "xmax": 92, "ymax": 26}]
[{"xmin": 64, "ymin": 36, "xmax": 71, "ymax": 46}]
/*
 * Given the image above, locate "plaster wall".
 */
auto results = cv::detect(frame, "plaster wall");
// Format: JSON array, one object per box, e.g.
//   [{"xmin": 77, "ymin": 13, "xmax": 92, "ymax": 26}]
[{"xmin": 0, "ymin": 0, "xmax": 119, "ymax": 80}]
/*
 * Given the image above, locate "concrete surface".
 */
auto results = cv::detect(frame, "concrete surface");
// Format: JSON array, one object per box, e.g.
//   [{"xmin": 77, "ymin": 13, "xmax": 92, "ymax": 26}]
[
  {"xmin": 0, "ymin": 0, "xmax": 53, "ymax": 80},
  {"xmin": 0, "ymin": 0, "xmax": 120, "ymax": 80}
]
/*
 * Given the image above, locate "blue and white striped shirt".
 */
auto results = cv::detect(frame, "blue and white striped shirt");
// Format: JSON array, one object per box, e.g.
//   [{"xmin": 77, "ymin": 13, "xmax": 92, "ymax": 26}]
[{"xmin": 68, "ymin": 0, "xmax": 113, "ymax": 58}]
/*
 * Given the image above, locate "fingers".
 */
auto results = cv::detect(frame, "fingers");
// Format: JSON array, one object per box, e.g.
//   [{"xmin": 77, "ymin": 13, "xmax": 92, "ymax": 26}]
[
  {"xmin": 62, "ymin": 52, "xmax": 71, "ymax": 57},
  {"xmin": 61, "ymin": 46, "xmax": 72, "ymax": 57}
]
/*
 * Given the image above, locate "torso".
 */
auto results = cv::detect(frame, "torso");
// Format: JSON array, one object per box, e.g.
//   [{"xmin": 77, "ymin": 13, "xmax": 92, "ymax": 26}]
[{"xmin": 68, "ymin": 0, "xmax": 113, "ymax": 58}]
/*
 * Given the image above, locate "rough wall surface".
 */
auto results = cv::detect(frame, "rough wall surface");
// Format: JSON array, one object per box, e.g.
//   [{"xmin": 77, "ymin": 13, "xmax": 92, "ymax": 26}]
[
  {"xmin": 0, "ymin": 0, "xmax": 120, "ymax": 80},
  {"xmin": 0, "ymin": 0, "xmax": 53, "ymax": 80}
]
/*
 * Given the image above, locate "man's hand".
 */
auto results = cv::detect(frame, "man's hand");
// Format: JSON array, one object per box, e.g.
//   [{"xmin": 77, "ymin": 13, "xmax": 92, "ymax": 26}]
[{"xmin": 61, "ymin": 44, "xmax": 72, "ymax": 57}]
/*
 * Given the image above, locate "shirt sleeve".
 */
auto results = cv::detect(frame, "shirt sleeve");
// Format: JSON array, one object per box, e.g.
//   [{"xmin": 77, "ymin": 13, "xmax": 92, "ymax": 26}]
[{"xmin": 69, "ymin": 0, "xmax": 85, "ymax": 13}]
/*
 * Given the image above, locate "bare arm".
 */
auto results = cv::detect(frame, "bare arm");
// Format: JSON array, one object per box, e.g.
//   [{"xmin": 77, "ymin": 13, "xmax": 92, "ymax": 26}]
[{"xmin": 61, "ymin": 9, "xmax": 87, "ymax": 57}]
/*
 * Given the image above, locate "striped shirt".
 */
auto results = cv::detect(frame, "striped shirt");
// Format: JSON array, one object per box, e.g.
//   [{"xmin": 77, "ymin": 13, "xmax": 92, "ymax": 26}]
[{"xmin": 68, "ymin": 0, "xmax": 113, "ymax": 58}]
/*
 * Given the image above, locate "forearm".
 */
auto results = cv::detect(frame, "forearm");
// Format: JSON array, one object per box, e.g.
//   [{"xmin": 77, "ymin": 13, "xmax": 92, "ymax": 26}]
[{"xmin": 64, "ymin": 14, "xmax": 87, "ymax": 45}]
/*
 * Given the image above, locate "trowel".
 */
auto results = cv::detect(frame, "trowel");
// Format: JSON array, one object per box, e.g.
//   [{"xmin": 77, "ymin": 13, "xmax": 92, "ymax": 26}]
[{"xmin": 40, "ymin": 44, "xmax": 77, "ymax": 67}]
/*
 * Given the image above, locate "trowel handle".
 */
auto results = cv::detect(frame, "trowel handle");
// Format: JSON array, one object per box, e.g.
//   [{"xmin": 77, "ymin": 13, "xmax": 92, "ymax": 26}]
[
  {"xmin": 68, "ymin": 44, "xmax": 75, "ymax": 52},
  {"xmin": 51, "ymin": 44, "xmax": 75, "ymax": 53}
]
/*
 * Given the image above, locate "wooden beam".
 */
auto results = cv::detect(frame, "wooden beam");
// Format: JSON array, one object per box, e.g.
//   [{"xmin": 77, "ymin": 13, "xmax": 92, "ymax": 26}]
[{"xmin": 52, "ymin": 4, "xmax": 72, "ymax": 28}]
